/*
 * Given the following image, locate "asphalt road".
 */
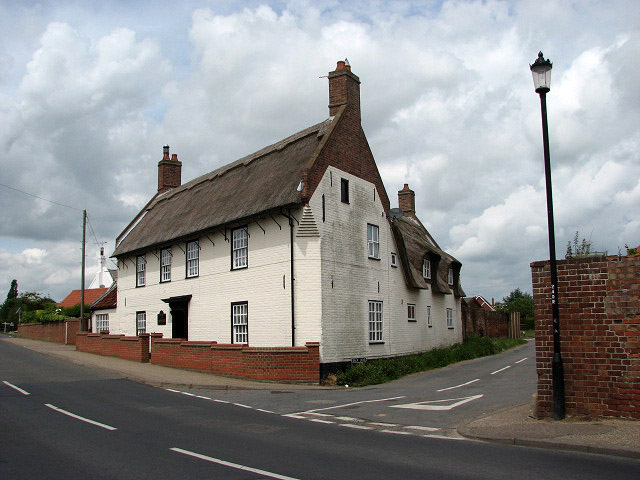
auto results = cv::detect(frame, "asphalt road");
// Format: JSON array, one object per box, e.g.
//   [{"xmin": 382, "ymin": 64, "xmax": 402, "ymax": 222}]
[{"xmin": 1, "ymin": 338, "xmax": 639, "ymax": 479}]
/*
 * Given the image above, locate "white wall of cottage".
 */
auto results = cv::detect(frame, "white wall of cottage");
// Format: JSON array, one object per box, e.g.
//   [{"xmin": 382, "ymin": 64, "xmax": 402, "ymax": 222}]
[
  {"xmin": 113, "ymin": 214, "xmax": 301, "ymax": 347},
  {"xmin": 306, "ymin": 166, "xmax": 463, "ymax": 364}
]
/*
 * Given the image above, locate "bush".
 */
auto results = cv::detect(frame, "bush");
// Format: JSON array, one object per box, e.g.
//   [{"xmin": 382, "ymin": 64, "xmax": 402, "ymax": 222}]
[{"xmin": 335, "ymin": 334, "xmax": 526, "ymax": 387}]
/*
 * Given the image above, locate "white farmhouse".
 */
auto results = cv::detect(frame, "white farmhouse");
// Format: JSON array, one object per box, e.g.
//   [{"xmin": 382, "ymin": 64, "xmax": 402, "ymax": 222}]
[{"xmin": 110, "ymin": 60, "xmax": 465, "ymax": 375}]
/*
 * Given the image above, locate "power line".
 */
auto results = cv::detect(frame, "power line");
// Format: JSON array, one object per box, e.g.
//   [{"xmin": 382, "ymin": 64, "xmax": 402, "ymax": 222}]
[{"xmin": 0, "ymin": 182, "xmax": 83, "ymax": 211}]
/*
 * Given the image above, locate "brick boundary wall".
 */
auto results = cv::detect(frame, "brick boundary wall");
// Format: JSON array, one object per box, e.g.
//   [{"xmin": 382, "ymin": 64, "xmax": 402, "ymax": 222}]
[
  {"xmin": 151, "ymin": 338, "xmax": 320, "ymax": 384},
  {"xmin": 531, "ymin": 255, "xmax": 640, "ymax": 419},
  {"xmin": 17, "ymin": 319, "xmax": 80, "ymax": 345},
  {"xmin": 461, "ymin": 302, "xmax": 510, "ymax": 339},
  {"xmin": 76, "ymin": 332, "xmax": 151, "ymax": 362}
]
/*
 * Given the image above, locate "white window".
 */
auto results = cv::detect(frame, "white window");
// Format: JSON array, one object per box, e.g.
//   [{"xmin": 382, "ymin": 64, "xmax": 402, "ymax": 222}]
[
  {"xmin": 232, "ymin": 227, "xmax": 248, "ymax": 269},
  {"xmin": 407, "ymin": 304, "xmax": 416, "ymax": 322},
  {"xmin": 427, "ymin": 306, "xmax": 432, "ymax": 327},
  {"xmin": 186, "ymin": 241, "xmax": 199, "ymax": 277},
  {"xmin": 448, "ymin": 267, "xmax": 454, "ymax": 285},
  {"xmin": 367, "ymin": 224, "xmax": 379, "ymax": 259},
  {"xmin": 446, "ymin": 308, "xmax": 454, "ymax": 329},
  {"xmin": 136, "ymin": 311, "xmax": 146, "ymax": 335},
  {"xmin": 96, "ymin": 313, "xmax": 109, "ymax": 333},
  {"xmin": 422, "ymin": 259, "xmax": 431, "ymax": 279},
  {"xmin": 390, "ymin": 252, "xmax": 397, "ymax": 267},
  {"xmin": 160, "ymin": 247, "xmax": 172, "ymax": 282},
  {"xmin": 136, "ymin": 255, "xmax": 146, "ymax": 287},
  {"xmin": 232, "ymin": 302, "xmax": 248, "ymax": 344},
  {"xmin": 368, "ymin": 300, "xmax": 383, "ymax": 343}
]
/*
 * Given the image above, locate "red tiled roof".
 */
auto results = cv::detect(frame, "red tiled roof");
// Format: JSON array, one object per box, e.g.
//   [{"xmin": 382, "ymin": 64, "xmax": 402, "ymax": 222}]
[
  {"xmin": 58, "ymin": 288, "xmax": 108, "ymax": 308},
  {"xmin": 91, "ymin": 284, "xmax": 117, "ymax": 310}
]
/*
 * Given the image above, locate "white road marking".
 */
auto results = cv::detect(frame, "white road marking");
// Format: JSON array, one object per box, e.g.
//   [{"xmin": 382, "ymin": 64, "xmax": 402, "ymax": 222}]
[
  {"xmin": 306, "ymin": 412, "xmax": 332, "ymax": 417},
  {"xmin": 490, "ymin": 365, "xmax": 511, "ymax": 375},
  {"xmin": 515, "ymin": 357, "xmax": 528, "ymax": 364},
  {"xmin": 213, "ymin": 399, "xmax": 229, "ymax": 404},
  {"xmin": 233, "ymin": 403, "xmax": 253, "ymax": 409},
  {"xmin": 381, "ymin": 429, "xmax": 412, "ymax": 435},
  {"xmin": 333, "ymin": 416, "xmax": 363, "ymax": 422},
  {"xmin": 170, "ymin": 447, "xmax": 300, "ymax": 480},
  {"xmin": 255, "ymin": 408, "xmax": 275, "ymax": 414},
  {"xmin": 181, "ymin": 392, "xmax": 196, "ymax": 397},
  {"xmin": 308, "ymin": 418, "xmax": 334, "ymax": 424},
  {"xmin": 390, "ymin": 394, "xmax": 483, "ymax": 411},
  {"xmin": 283, "ymin": 414, "xmax": 307, "ymax": 419},
  {"xmin": 340, "ymin": 424, "xmax": 374, "ymax": 430},
  {"xmin": 436, "ymin": 378, "xmax": 480, "ymax": 392},
  {"xmin": 296, "ymin": 396, "xmax": 405, "ymax": 415},
  {"xmin": 422, "ymin": 434, "xmax": 466, "ymax": 441},
  {"xmin": 45, "ymin": 404, "xmax": 116, "ymax": 430},
  {"xmin": 405, "ymin": 425, "xmax": 440, "ymax": 432},
  {"xmin": 368, "ymin": 422, "xmax": 398, "ymax": 427},
  {"xmin": 195, "ymin": 395, "xmax": 211, "ymax": 400},
  {"xmin": 165, "ymin": 388, "xmax": 180, "ymax": 393},
  {"xmin": 2, "ymin": 380, "xmax": 30, "ymax": 396}
]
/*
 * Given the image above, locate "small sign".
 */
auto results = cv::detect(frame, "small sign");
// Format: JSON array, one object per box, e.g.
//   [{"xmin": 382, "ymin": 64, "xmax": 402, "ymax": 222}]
[
  {"xmin": 351, "ymin": 357, "xmax": 367, "ymax": 364},
  {"xmin": 157, "ymin": 310, "xmax": 166, "ymax": 325}
]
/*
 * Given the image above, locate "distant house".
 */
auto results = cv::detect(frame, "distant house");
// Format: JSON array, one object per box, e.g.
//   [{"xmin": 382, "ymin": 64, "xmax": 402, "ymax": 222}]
[
  {"xmin": 58, "ymin": 288, "xmax": 108, "ymax": 309},
  {"xmin": 90, "ymin": 282, "xmax": 117, "ymax": 333},
  {"xmin": 109, "ymin": 60, "xmax": 464, "ymax": 373},
  {"xmin": 466, "ymin": 295, "xmax": 495, "ymax": 312}
]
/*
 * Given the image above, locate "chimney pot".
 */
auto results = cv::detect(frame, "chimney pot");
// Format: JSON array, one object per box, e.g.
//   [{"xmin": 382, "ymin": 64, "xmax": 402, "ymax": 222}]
[
  {"xmin": 336, "ymin": 60, "xmax": 345, "ymax": 70},
  {"xmin": 171, "ymin": 153, "xmax": 178, "ymax": 161},
  {"xmin": 163, "ymin": 144, "xmax": 170, "ymax": 160}
]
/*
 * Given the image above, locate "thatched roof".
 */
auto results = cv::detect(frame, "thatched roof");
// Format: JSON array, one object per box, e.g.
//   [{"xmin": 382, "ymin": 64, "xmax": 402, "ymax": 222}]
[
  {"xmin": 113, "ymin": 119, "xmax": 333, "ymax": 257},
  {"xmin": 391, "ymin": 215, "xmax": 465, "ymax": 296}
]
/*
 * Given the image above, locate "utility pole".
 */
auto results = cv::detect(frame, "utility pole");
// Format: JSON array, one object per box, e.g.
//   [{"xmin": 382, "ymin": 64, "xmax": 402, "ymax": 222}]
[{"xmin": 80, "ymin": 209, "xmax": 87, "ymax": 331}]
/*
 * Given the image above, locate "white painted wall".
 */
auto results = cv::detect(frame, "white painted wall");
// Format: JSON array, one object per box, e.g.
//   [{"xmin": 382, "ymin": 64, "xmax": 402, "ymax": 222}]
[
  {"xmin": 307, "ymin": 166, "xmax": 462, "ymax": 364},
  {"xmin": 91, "ymin": 308, "xmax": 116, "ymax": 333}
]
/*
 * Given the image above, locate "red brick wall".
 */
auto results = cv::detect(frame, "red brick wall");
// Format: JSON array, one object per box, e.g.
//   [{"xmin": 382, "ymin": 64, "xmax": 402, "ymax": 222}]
[
  {"xmin": 76, "ymin": 332, "xmax": 151, "ymax": 362},
  {"xmin": 17, "ymin": 319, "xmax": 80, "ymax": 345},
  {"xmin": 461, "ymin": 302, "xmax": 510, "ymax": 339},
  {"xmin": 531, "ymin": 255, "xmax": 640, "ymax": 419},
  {"xmin": 151, "ymin": 338, "xmax": 320, "ymax": 384}
]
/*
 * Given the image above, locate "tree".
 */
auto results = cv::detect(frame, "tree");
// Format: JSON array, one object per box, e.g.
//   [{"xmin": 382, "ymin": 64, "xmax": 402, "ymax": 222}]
[
  {"xmin": 6, "ymin": 279, "xmax": 18, "ymax": 300},
  {"xmin": 496, "ymin": 288, "xmax": 535, "ymax": 330},
  {"xmin": 0, "ymin": 289, "xmax": 56, "ymax": 325}
]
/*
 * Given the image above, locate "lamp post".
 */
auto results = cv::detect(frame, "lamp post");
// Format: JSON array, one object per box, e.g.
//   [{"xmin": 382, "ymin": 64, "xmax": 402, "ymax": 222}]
[{"xmin": 530, "ymin": 51, "xmax": 565, "ymax": 420}]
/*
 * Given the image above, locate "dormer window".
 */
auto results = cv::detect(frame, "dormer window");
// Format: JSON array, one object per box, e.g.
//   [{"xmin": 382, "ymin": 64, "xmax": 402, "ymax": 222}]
[
  {"xmin": 422, "ymin": 259, "xmax": 431, "ymax": 279},
  {"xmin": 448, "ymin": 267, "xmax": 454, "ymax": 285}
]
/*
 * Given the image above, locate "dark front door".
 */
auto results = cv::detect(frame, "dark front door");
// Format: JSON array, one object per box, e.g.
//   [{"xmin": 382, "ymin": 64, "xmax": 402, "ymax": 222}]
[{"xmin": 170, "ymin": 302, "xmax": 188, "ymax": 340}]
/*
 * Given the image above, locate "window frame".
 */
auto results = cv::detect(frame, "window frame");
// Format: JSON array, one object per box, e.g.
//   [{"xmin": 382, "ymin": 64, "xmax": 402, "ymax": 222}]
[
  {"xmin": 160, "ymin": 247, "xmax": 172, "ymax": 283},
  {"xmin": 368, "ymin": 300, "xmax": 383, "ymax": 344},
  {"xmin": 136, "ymin": 311, "xmax": 146, "ymax": 335},
  {"xmin": 427, "ymin": 306, "xmax": 432, "ymax": 328},
  {"xmin": 448, "ymin": 267, "xmax": 454, "ymax": 285},
  {"xmin": 231, "ymin": 301, "xmax": 249, "ymax": 344},
  {"xmin": 367, "ymin": 223, "xmax": 380, "ymax": 260},
  {"xmin": 341, "ymin": 178, "xmax": 349, "ymax": 204},
  {"xmin": 446, "ymin": 308, "xmax": 454, "ymax": 329},
  {"xmin": 422, "ymin": 259, "xmax": 431, "ymax": 280},
  {"xmin": 407, "ymin": 303, "xmax": 416, "ymax": 322},
  {"xmin": 96, "ymin": 313, "xmax": 109, "ymax": 333},
  {"xmin": 186, "ymin": 240, "xmax": 199, "ymax": 278},
  {"xmin": 136, "ymin": 254, "xmax": 146, "ymax": 287},
  {"xmin": 231, "ymin": 227, "xmax": 249, "ymax": 270},
  {"xmin": 390, "ymin": 252, "xmax": 397, "ymax": 267}
]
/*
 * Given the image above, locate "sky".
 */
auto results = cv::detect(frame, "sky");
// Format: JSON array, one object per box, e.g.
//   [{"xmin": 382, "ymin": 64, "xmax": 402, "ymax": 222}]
[{"xmin": 1, "ymin": 0, "xmax": 639, "ymax": 304}]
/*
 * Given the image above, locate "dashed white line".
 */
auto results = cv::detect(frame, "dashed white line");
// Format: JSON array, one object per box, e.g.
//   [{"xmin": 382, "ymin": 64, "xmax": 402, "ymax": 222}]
[
  {"xmin": 165, "ymin": 388, "xmax": 181, "ymax": 393},
  {"xmin": 368, "ymin": 422, "xmax": 398, "ymax": 427},
  {"xmin": 490, "ymin": 365, "xmax": 511, "ymax": 375},
  {"xmin": 45, "ymin": 404, "xmax": 116, "ymax": 431},
  {"xmin": 405, "ymin": 425, "xmax": 440, "ymax": 432},
  {"xmin": 381, "ymin": 430, "xmax": 412, "ymax": 435},
  {"xmin": 2, "ymin": 380, "xmax": 30, "ymax": 396},
  {"xmin": 195, "ymin": 395, "xmax": 211, "ymax": 400},
  {"xmin": 308, "ymin": 418, "xmax": 334, "ymax": 424},
  {"xmin": 233, "ymin": 403, "xmax": 253, "ymax": 409},
  {"xmin": 340, "ymin": 424, "xmax": 374, "ymax": 430},
  {"xmin": 515, "ymin": 357, "xmax": 528, "ymax": 364},
  {"xmin": 170, "ymin": 447, "xmax": 299, "ymax": 480},
  {"xmin": 436, "ymin": 378, "xmax": 480, "ymax": 392},
  {"xmin": 213, "ymin": 399, "xmax": 229, "ymax": 404},
  {"xmin": 333, "ymin": 416, "xmax": 363, "ymax": 422},
  {"xmin": 181, "ymin": 392, "xmax": 197, "ymax": 397},
  {"xmin": 306, "ymin": 412, "xmax": 332, "ymax": 417},
  {"xmin": 422, "ymin": 434, "xmax": 466, "ymax": 441},
  {"xmin": 283, "ymin": 414, "xmax": 307, "ymax": 419},
  {"xmin": 255, "ymin": 408, "xmax": 275, "ymax": 414}
]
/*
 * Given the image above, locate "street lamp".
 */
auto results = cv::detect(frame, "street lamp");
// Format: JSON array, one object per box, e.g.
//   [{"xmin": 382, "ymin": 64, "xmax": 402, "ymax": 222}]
[{"xmin": 530, "ymin": 51, "xmax": 565, "ymax": 420}]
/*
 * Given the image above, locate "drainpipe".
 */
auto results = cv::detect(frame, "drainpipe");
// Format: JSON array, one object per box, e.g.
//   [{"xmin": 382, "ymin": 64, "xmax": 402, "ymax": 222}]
[{"xmin": 289, "ymin": 211, "xmax": 295, "ymax": 346}]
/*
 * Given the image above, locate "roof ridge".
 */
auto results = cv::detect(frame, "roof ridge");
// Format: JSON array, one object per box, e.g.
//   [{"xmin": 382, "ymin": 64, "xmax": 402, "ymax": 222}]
[{"xmin": 152, "ymin": 119, "xmax": 332, "ymax": 207}]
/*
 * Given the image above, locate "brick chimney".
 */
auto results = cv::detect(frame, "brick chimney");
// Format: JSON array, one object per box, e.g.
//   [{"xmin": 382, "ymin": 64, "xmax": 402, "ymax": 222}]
[
  {"xmin": 328, "ymin": 58, "xmax": 361, "ymax": 123},
  {"xmin": 398, "ymin": 184, "xmax": 415, "ymax": 217},
  {"xmin": 157, "ymin": 145, "xmax": 182, "ymax": 194}
]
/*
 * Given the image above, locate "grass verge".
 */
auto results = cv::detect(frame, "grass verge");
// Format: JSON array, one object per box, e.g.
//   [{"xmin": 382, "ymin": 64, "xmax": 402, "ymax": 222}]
[{"xmin": 336, "ymin": 335, "xmax": 527, "ymax": 387}]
